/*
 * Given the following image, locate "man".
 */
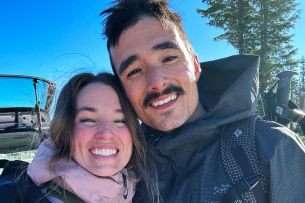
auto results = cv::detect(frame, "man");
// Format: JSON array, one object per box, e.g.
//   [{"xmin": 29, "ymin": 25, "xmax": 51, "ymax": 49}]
[{"xmin": 101, "ymin": 0, "xmax": 305, "ymax": 202}]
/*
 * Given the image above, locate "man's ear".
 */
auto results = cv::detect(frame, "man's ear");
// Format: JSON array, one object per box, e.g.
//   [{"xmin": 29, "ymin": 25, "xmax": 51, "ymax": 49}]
[{"xmin": 194, "ymin": 55, "xmax": 201, "ymax": 80}]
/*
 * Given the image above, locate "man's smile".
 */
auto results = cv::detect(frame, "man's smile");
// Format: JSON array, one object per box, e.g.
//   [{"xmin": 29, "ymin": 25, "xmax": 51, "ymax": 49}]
[
  {"xmin": 150, "ymin": 94, "xmax": 178, "ymax": 108},
  {"xmin": 143, "ymin": 84, "xmax": 184, "ymax": 108}
]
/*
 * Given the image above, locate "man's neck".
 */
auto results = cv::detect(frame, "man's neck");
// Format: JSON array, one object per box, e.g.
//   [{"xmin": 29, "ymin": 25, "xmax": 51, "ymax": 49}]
[
  {"xmin": 186, "ymin": 102, "xmax": 205, "ymax": 124},
  {"xmin": 143, "ymin": 103, "xmax": 206, "ymax": 134}
]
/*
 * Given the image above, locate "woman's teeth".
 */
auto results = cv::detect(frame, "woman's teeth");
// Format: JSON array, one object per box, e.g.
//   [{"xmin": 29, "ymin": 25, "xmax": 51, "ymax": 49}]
[{"xmin": 90, "ymin": 148, "xmax": 118, "ymax": 156}]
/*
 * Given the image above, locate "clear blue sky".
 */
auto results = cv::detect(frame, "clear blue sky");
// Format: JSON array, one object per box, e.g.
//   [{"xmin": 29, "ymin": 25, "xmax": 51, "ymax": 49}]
[{"xmin": 0, "ymin": 0, "xmax": 304, "ymax": 91}]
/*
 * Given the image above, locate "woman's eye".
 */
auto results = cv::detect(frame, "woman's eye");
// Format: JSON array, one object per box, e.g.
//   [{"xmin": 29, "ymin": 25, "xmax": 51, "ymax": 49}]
[
  {"xmin": 162, "ymin": 56, "xmax": 177, "ymax": 63},
  {"xmin": 114, "ymin": 119, "xmax": 126, "ymax": 126},
  {"xmin": 127, "ymin": 68, "xmax": 142, "ymax": 78},
  {"xmin": 80, "ymin": 118, "xmax": 97, "ymax": 125},
  {"xmin": 80, "ymin": 118, "xmax": 94, "ymax": 123},
  {"xmin": 114, "ymin": 119, "xmax": 125, "ymax": 123}
]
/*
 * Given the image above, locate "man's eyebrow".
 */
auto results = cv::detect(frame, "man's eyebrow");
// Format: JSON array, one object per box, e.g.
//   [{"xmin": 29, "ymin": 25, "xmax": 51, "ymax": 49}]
[
  {"xmin": 152, "ymin": 41, "xmax": 178, "ymax": 51},
  {"xmin": 118, "ymin": 54, "xmax": 138, "ymax": 76},
  {"xmin": 76, "ymin": 106, "xmax": 96, "ymax": 114}
]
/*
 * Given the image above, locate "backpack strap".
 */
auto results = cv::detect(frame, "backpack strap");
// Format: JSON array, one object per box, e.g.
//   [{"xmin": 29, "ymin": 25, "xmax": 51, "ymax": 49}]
[
  {"xmin": 220, "ymin": 115, "xmax": 268, "ymax": 202},
  {"xmin": 43, "ymin": 181, "xmax": 85, "ymax": 203}
]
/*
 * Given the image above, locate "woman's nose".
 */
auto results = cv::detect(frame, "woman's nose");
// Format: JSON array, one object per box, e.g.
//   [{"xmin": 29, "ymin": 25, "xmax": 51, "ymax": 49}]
[{"xmin": 95, "ymin": 120, "xmax": 115, "ymax": 139}]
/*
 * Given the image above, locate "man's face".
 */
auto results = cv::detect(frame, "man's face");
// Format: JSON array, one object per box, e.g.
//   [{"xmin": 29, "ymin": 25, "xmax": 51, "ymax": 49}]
[{"xmin": 110, "ymin": 17, "xmax": 201, "ymax": 132}]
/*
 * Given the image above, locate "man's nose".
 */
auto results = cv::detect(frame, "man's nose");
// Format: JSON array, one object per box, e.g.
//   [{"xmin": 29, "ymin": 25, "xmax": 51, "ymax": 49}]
[
  {"xmin": 95, "ymin": 121, "xmax": 115, "ymax": 139},
  {"xmin": 146, "ymin": 67, "xmax": 169, "ymax": 92}
]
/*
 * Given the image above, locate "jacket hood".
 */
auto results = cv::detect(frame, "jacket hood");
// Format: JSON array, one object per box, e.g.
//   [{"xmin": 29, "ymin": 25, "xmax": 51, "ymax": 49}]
[
  {"xmin": 27, "ymin": 138, "xmax": 135, "ymax": 203},
  {"xmin": 197, "ymin": 54, "xmax": 259, "ymax": 126},
  {"xmin": 142, "ymin": 54, "xmax": 259, "ymax": 152}
]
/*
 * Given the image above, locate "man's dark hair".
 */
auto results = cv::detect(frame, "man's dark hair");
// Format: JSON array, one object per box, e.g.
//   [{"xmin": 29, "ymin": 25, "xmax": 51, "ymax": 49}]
[{"xmin": 100, "ymin": 0, "xmax": 194, "ymax": 75}]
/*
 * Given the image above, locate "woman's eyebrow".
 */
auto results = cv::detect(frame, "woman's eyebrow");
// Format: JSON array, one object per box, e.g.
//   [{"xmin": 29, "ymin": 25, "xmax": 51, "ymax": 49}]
[
  {"xmin": 76, "ymin": 106, "xmax": 96, "ymax": 114},
  {"xmin": 115, "ymin": 109, "xmax": 124, "ymax": 114}
]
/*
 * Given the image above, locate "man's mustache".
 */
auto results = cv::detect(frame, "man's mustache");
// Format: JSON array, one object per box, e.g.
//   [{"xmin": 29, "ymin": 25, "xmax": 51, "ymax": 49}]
[{"xmin": 143, "ymin": 85, "xmax": 185, "ymax": 107}]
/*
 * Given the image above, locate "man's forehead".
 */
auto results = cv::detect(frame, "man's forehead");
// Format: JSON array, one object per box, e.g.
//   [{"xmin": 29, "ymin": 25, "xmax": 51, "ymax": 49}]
[
  {"xmin": 118, "ymin": 17, "xmax": 177, "ymax": 42},
  {"xmin": 109, "ymin": 17, "xmax": 189, "ymax": 74},
  {"xmin": 111, "ymin": 18, "xmax": 180, "ymax": 53},
  {"xmin": 110, "ymin": 19, "xmax": 163, "ymax": 53}
]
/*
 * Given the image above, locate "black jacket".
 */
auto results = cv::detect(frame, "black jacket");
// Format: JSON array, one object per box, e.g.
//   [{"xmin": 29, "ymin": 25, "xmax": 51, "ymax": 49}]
[
  {"xmin": 0, "ymin": 160, "xmax": 50, "ymax": 203},
  {"xmin": 135, "ymin": 55, "xmax": 305, "ymax": 202}
]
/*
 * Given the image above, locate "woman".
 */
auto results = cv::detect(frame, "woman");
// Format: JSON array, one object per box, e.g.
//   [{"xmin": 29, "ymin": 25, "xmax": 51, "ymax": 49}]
[{"xmin": 24, "ymin": 72, "xmax": 156, "ymax": 202}]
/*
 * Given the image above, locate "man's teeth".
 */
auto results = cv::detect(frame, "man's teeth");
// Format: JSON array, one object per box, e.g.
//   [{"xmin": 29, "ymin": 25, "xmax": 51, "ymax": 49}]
[
  {"xmin": 152, "ymin": 95, "xmax": 177, "ymax": 107},
  {"xmin": 90, "ymin": 149, "xmax": 118, "ymax": 156}
]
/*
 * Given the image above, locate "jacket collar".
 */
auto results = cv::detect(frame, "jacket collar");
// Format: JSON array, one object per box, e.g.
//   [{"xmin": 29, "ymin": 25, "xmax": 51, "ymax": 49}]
[{"xmin": 27, "ymin": 138, "xmax": 135, "ymax": 203}]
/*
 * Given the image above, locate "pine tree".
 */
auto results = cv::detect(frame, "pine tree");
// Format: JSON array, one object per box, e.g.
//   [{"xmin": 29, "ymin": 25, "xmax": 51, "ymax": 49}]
[
  {"xmin": 298, "ymin": 57, "xmax": 305, "ymax": 110},
  {"xmin": 197, "ymin": 0, "xmax": 257, "ymax": 54},
  {"xmin": 197, "ymin": 0, "xmax": 300, "ymax": 93},
  {"xmin": 254, "ymin": 0, "xmax": 300, "ymax": 92}
]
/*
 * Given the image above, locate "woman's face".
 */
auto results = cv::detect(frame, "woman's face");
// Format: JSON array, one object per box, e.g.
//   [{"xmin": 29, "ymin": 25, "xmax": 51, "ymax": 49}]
[{"xmin": 72, "ymin": 82, "xmax": 133, "ymax": 176}]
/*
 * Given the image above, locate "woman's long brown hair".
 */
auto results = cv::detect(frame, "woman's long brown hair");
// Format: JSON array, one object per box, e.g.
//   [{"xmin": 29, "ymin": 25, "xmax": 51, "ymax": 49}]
[{"xmin": 49, "ymin": 72, "xmax": 159, "ymax": 202}]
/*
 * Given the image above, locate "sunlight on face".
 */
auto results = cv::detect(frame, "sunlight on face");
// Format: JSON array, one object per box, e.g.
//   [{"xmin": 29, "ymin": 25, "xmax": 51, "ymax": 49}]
[
  {"xmin": 110, "ymin": 17, "xmax": 201, "ymax": 131},
  {"xmin": 72, "ymin": 82, "xmax": 133, "ymax": 176}
]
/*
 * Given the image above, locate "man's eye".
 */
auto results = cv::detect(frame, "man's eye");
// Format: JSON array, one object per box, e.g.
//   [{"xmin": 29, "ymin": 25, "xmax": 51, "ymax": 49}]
[
  {"xmin": 127, "ymin": 68, "xmax": 141, "ymax": 78},
  {"xmin": 162, "ymin": 56, "xmax": 177, "ymax": 63}
]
